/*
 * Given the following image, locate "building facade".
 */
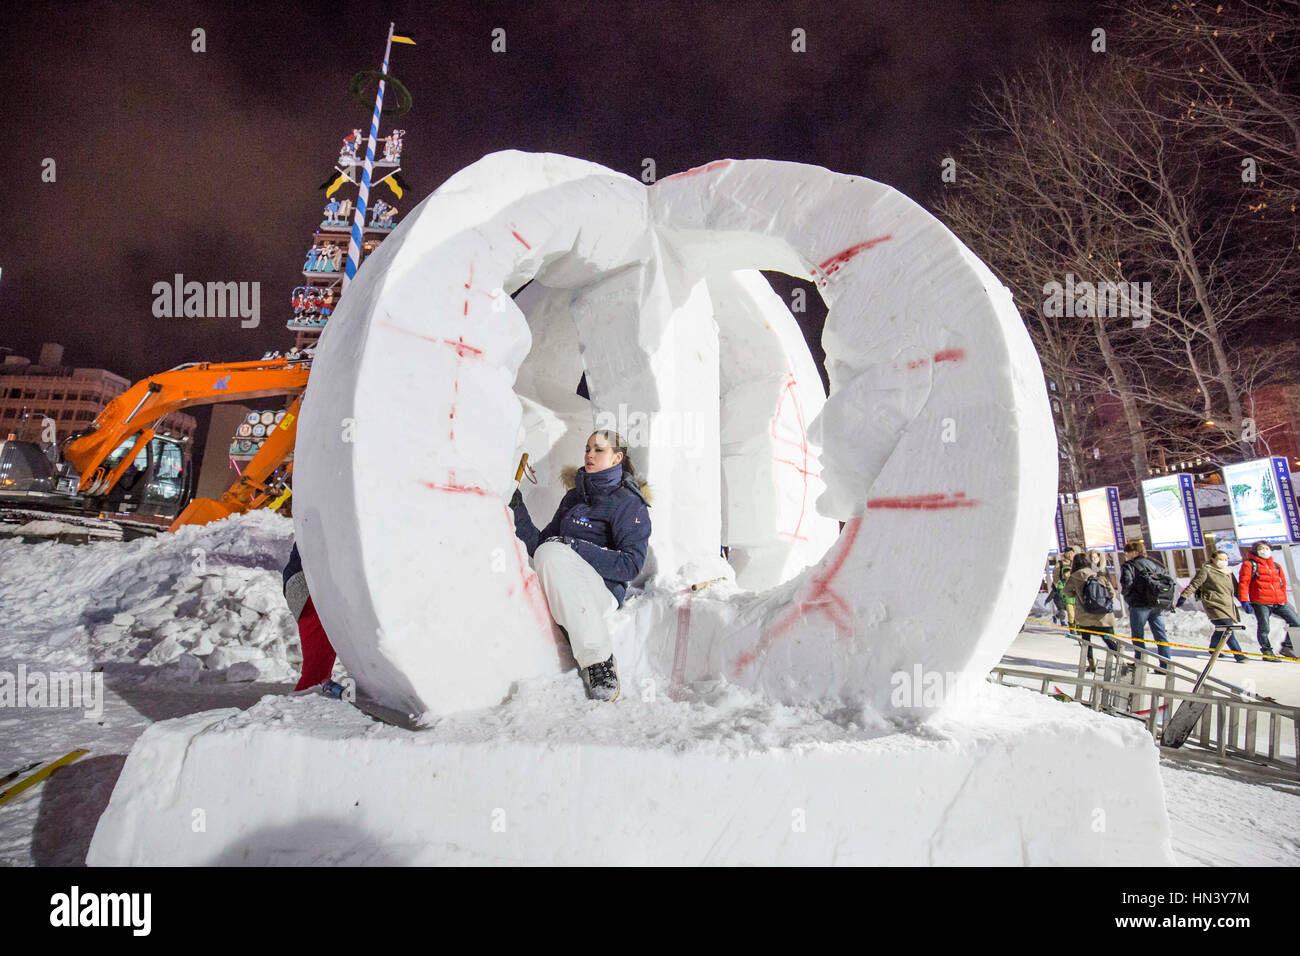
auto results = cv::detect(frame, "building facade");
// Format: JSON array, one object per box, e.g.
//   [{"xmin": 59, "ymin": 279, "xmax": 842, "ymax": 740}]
[
  {"xmin": 0, "ymin": 343, "xmax": 196, "ymax": 445},
  {"xmin": 1249, "ymin": 384, "xmax": 1300, "ymax": 470}
]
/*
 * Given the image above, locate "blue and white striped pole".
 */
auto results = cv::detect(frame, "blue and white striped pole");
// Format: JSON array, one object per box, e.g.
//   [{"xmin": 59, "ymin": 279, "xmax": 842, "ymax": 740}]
[{"xmin": 343, "ymin": 22, "xmax": 395, "ymax": 292}]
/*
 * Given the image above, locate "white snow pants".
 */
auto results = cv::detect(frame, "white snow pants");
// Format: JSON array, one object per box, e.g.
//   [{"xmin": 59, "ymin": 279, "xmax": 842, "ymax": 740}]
[{"xmin": 533, "ymin": 540, "xmax": 618, "ymax": 668}]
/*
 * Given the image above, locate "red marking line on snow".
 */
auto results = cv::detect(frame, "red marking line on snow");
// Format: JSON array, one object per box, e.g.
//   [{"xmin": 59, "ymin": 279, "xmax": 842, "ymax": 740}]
[
  {"xmin": 376, "ymin": 327, "xmax": 481, "ymax": 439},
  {"xmin": 660, "ymin": 159, "xmax": 733, "ymax": 182},
  {"xmin": 773, "ymin": 457, "xmax": 819, "ymax": 479},
  {"xmin": 375, "ymin": 322, "xmax": 484, "ymax": 358},
  {"xmin": 668, "ymin": 594, "xmax": 693, "ymax": 699},
  {"xmin": 770, "ymin": 374, "xmax": 812, "ymax": 542},
  {"xmin": 446, "ymin": 336, "xmax": 482, "ymax": 359},
  {"xmin": 866, "ymin": 492, "xmax": 976, "ymax": 511},
  {"xmin": 444, "ymin": 332, "xmax": 482, "ymax": 441},
  {"xmin": 735, "ymin": 516, "xmax": 864, "ymax": 673},
  {"xmin": 902, "ymin": 348, "xmax": 966, "ymax": 371},
  {"xmin": 812, "ymin": 235, "xmax": 893, "ymax": 284},
  {"xmin": 511, "ymin": 229, "xmax": 531, "ymax": 249},
  {"xmin": 505, "ymin": 511, "xmax": 552, "ymax": 630},
  {"xmin": 462, "ymin": 261, "xmax": 475, "ymax": 318},
  {"xmin": 418, "ymin": 478, "xmax": 492, "ymax": 498}
]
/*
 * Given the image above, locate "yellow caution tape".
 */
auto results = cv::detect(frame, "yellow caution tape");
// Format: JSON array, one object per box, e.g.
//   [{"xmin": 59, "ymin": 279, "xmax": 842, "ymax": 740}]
[
  {"xmin": 1024, "ymin": 617, "xmax": 1297, "ymax": 663},
  {"xmin": 0, "ymin": 749, "xmax": 90, "ymax": 805}
]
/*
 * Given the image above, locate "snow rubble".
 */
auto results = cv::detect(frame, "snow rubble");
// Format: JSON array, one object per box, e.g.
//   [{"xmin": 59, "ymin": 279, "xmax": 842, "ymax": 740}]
[{"xmin": 0, "ymin": 510, "xmax": 298, "ymax": 683}]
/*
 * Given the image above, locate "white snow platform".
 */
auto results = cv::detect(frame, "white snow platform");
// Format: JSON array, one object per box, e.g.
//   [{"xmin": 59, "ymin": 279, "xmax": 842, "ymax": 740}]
[{"xmin": 88, "ymin": 681, "xmax": 1174, "ymax": 865}]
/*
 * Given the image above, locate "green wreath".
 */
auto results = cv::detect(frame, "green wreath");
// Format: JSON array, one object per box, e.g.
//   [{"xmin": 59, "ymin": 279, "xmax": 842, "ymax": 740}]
[{"xmin": 349, "ymin": 70, "xmax": 413, "ymax": 116}]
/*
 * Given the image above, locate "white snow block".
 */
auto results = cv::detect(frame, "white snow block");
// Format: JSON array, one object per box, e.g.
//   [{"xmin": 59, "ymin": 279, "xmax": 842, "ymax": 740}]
[
  {"xmin": 714, "ymin": 269, "xmax": 840, "ymax": 590},
  {"xmin": 646, "ymin": 160, "xmax": 1058, "ymax": 715},
  {"xmin": 87, "ymin": 685, "xmax": 1173, "ymax": 866},
  {"xmin": 295, "ymin": 150, "xmax": 1056, "ymax": 723},
  {"xmin": 295, "ymin": 152, "xmax": 654, "ymax": 717}
]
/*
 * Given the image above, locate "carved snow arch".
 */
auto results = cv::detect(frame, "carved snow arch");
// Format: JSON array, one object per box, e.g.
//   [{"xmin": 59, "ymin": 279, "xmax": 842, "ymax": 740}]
[{"xmin": 294, "ymin": 151, "xmax": 1057, "ymax": 721}]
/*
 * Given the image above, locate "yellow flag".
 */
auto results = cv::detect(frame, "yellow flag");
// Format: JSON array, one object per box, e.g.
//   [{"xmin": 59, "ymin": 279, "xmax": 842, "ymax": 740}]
[
  {"xmin": 385, "ymin": 178, "xmax": 403, "ymax": 199},
  {"xmin": 325, "ymin": 173, "xmax": 348, "ymax": 197},
  {"xmin": 392, "ymin": 34, "xmax": 415, "ymax": 45}
]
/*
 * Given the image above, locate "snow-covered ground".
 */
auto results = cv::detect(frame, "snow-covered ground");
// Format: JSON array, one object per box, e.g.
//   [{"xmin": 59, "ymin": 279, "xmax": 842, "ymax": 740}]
[{"xmin": 0, "ymin": 512, "xmax": 1296, "ymax": 865}]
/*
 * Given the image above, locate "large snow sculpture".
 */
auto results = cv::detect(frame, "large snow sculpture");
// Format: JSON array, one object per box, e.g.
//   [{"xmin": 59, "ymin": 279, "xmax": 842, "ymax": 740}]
[{"xmin": 294, "ymin": 151, "xmax": 1057, "ymax": 720}]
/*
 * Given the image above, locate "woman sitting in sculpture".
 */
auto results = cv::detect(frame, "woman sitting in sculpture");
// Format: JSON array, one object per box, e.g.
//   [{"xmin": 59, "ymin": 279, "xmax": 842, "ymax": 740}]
[{"xmin": 509, "ymin": 430, "xmax": 652, "ymax": 702}]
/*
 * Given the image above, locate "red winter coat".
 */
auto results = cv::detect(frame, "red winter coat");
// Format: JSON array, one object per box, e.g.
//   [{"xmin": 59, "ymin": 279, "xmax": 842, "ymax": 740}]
[{"xmin": 1237, "ymin": 555, "xmax": 1288, "ymax": 605}]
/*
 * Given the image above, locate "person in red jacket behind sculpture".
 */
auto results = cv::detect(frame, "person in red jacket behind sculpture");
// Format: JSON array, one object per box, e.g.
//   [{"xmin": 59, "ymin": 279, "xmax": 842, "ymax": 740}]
[
  {"xmin": 283, "ymin": 542, "xmax": 338, "ymax": 689},
  {"xmin": 1237, "ymin": 541, "xmax": 1299, "ymax": 661}
]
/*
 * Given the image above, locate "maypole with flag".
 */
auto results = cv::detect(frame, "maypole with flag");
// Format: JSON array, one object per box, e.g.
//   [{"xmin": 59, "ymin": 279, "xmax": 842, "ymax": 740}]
[
  {"xmin": 344, "ymin": 23, "xmax": 415, "ymax": 292},
  {"xmin": 229, "ymin": 27, "xmax": 416, "ymax": 470}
]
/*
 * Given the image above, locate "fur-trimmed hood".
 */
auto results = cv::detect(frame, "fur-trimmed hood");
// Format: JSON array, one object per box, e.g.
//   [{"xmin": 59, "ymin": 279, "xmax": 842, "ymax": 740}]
[{"xmin": 561, "ymin": 465, "xmax": 653, "ymax": 505}]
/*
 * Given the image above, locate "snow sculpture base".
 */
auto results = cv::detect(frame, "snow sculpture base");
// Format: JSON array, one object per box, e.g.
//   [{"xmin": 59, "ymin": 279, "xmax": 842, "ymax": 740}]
[{"xmin": 88, "ymin": 683, "xmax": 1173, "ymax": 866}]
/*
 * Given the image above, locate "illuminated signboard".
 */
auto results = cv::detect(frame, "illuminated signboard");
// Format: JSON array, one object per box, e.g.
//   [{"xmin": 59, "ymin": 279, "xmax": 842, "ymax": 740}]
[
  {"xmin": 1048, "ymin": 498, "xmax": 1067, "ymax": 555},
  {"xmin": 1140, "ymin": 473, "xmax": 1204, "ymax": 550},
  {"xmin": 1222, "ymin": 457, "xmax": 1300, "ymax": 545},
  {"xmin": 1079, "ymin": 486, "xmax": 1125, "ymax": 553}
]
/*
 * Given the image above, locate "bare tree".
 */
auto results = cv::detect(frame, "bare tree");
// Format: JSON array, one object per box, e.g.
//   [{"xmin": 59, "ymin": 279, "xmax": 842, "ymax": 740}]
[
  {"xmin": 936, "ymin": 56, "xmax": 1156, "ymax": 489},
  {"xmin": 1124, "ymin": 0, "xmax": 1300, "ymax": 210},
  {"xmin": 935, "ymin": 10, "xmax": 1299, "ymax": 493}
]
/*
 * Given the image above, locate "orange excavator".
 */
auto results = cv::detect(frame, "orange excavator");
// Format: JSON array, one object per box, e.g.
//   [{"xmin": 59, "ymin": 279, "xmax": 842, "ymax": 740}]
[{"xmin": 60, "ymin": 355, "xmax": 310, "ymax": 532}]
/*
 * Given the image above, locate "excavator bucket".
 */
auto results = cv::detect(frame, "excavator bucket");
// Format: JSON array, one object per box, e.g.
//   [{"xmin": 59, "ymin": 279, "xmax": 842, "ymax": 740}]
[
  {"xmin": 168, "ymin": 496, "xmax": 240, "ymax": 531},
  {"xmin": 166, "ymin": 395, "xmax": 302, "ymax": 533}
]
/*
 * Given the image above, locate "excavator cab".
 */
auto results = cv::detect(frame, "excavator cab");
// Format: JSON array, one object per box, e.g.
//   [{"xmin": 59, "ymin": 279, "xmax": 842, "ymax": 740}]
[{"xmin": 92, "ymin": 435, "xmax": 193, "ymax": 519}]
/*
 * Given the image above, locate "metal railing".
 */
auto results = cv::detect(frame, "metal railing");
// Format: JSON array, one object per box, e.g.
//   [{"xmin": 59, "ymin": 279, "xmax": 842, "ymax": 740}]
[{"xmin": 992, "ymin": 631, "xmax": 1300, "ymax": 780}]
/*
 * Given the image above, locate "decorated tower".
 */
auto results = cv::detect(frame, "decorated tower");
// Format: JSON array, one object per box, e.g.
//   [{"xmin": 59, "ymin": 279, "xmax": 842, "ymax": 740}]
[
  {"xmin": 228, "ymin": 24, "xmax": 414, "ymax": 468},
  {"xmin": 288, "ymin": 122, "xmax": 407, "ymax": 352}
]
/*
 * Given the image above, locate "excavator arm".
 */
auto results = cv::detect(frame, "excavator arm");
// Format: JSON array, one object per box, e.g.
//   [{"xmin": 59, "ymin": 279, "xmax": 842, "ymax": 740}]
[
  {"xmin": 166, "ymin": 393, "xmax": 302, "ymax": 531},
  {"xmin": 62, "ymin": 356, "xmax": 311, "ymax": 529}
]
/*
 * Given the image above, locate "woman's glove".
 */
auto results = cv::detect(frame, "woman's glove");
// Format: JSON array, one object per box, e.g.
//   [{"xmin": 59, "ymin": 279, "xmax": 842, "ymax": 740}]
[
  {"xmin": 1175, "ymin": 595, "xmax": 1186, "ymax": 609},
  {"xmin": 509, "ymin": 489, "xmax": 523, "ymax": 510}
]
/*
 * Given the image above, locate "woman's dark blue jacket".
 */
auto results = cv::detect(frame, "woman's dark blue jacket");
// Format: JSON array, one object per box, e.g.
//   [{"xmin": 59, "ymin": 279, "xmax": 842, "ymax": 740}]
[{"xmin": 510, "ymin": 463, "xmax": 651, "ymax": 607}]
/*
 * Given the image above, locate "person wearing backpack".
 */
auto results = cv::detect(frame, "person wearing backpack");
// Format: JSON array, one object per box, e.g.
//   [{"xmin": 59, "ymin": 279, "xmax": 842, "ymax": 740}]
[
  {"xmin": 1064, "ymin": 551, "xmax": 1119, "ymax": 672},
  {"xmin": 1055, "ymin": 546, "xmax": 1079, "ymax": 637},
  {"xmin": 1175, "ymin": 549, "xmax": 1247, "ymax": 663},
  {"xmin": 1088, "ymin": 547, "xmax": 1122, "ymax": 592},
  {"xmin": 1120, "ymin": 540, "xmax": 1174, "ymax": 673},
  {"xmin": 1237, "ymin": 541, "xmax": 1300, "ymax": 661}
]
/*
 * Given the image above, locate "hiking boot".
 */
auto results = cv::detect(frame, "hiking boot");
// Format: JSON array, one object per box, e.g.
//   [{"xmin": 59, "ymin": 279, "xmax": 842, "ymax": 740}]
[
  {"xmin": 1234, "ymin": 654, "xmax": 1247, "ymax": 663},
  {"xmin": 581, "ymin": 655, "xmax": 620, "ymax": 702},
  {"xmin": 1281, "ymin": 643, "xmax": 1298, "ymax": 660}
]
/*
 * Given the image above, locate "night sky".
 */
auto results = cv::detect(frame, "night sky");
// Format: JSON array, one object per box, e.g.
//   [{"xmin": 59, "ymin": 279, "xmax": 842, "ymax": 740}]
[{"xmin": 0, "ymin": 0, "xmax": 1104, "ymax": 383}]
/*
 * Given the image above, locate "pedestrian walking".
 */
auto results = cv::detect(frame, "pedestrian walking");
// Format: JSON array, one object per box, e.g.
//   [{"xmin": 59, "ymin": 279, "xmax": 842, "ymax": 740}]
[
  {"xmin": 1065, "ymin": 551, "xmax": 1120, "ymax": 672},
  {"xmin": 1176, "ymin": 550, "xmax": 1247, "ymax": 663},
  {"xmin": 1120, "ymin": 541, "xmax": 1176, "ymax": 673},
  {"xmin": 1237, "ymin": 541, "xmax": 1300, "ymax": 661}
]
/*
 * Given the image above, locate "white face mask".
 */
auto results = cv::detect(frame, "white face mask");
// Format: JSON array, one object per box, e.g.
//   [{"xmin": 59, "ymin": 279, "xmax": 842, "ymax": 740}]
[
  {"xmin": 1214, "ymin": 558, "xmax": 1229, "ymax": 569},
  {"xmin": 1257, "ymin": 547, "xmax": 1272, "ymax": 560}
]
